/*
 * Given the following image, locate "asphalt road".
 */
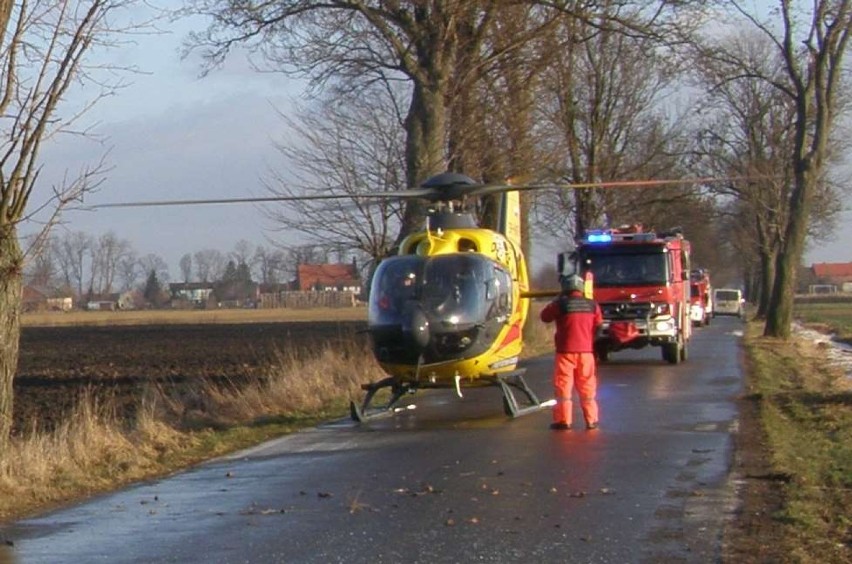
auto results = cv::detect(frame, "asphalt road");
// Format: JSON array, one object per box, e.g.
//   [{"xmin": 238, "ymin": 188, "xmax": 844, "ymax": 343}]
[{"xmin": 1, "ymin": 316, "xmax": 746, "ymax": 564}]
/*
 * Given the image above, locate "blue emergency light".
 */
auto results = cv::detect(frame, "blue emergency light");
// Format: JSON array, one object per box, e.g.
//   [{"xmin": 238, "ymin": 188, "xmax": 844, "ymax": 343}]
[{"xmin": 586, "ymin": 233, "xmax": 612, "ymax": 243}]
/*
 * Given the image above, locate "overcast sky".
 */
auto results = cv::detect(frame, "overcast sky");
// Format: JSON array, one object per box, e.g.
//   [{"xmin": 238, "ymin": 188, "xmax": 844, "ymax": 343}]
[
  {"xmin": 29, "ymin": 12, "xmax": 304, "ymax": 279},
  {"xmin": 24, "ymin": 8, "xmax": 852, "ymax": 283}
]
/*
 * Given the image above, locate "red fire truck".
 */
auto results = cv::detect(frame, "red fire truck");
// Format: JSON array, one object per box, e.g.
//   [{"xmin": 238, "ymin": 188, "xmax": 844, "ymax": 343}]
[
  {"xmin": 559, "ymin": 224, "xmax": 692, "ymax": 364},
  {"xmin": 689, "ymin": 268, "xmax": 713, "ymax": 327}
]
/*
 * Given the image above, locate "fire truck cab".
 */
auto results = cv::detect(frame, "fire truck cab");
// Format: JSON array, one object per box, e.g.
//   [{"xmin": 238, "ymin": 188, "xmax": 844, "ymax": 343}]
[
  {"xmin": 689, "ymin": 269, "xmax": 713, "ymax": 327},
  {"xmin": 559, "ymin": 224, "xmax": 692, "ymax": 364}
]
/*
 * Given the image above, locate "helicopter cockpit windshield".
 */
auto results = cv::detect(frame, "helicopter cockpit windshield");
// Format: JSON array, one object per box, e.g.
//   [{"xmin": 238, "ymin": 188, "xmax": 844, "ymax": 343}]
[{"xmin": 369, "ymin": 253, "xmax": 498, "ymax": 329}]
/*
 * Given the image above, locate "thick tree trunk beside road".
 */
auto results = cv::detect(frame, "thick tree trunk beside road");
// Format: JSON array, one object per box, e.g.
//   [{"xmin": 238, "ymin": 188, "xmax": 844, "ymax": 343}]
[{"xmin": 0, "ymin": 228, "xmax": 22, "ymax": 449}]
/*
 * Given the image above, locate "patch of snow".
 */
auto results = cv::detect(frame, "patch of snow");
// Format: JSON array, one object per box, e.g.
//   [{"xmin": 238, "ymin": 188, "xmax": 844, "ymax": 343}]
[{"xmin": 792, "ymin": 322, "xmax": 852, "ymax": 378}]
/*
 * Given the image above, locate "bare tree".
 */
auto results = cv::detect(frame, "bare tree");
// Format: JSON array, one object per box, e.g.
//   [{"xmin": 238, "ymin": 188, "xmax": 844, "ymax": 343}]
[
  {"xmin": 696, "ymin": 1, "xmax": 852, "ymax": 338},
  {"xmin": 186, "ymin": 1, "xmax": 577, "ymax": 246},
  {"xmin": 89, "ymin": 231, "xmax": 132, "ymax": 294},
  {"xmin": 22, "ymin": 233, "xmax": 56, "ymax": 289},
  {"xmin": 116, "ymin": 251, "xmax": 139, "ymax": 292},
  {"xmin": 252, "ymin": 244, "xmax": 286, "ymax": 284},
  {"xmin": 446, "ymin": 5, "xmax": 557, "ymax": 263},
  {"xmin": 691, "ymin": 30, "xmax": 840, "ymax": 317},
  {"xmin": 179, "ymin": 253, "xmax": 192, "ymax": 283},
  {"xmin": 137, "ymin": 253, "xmax": 169, "ymax": 287},
  {"xmin": 265, "ymin": 88, "xmax": 406, "ymax": 271},
  {"xmin": 193, "ymin": 249, "xmax": 226, "ymax": 283},
  {"xmin": 231, "ymin": 240, "xmax": 254, "ymax": 269},
  {"xmin": 0, "ymin": 0, "xmax": 140, "ymax": 445},
  {"xmin": 52, "ymin": 231, "xmax": 93, "ymax": 299},
  {"xmin": 533, "ymin": 7, "xmax": 695, "ymax": 242}
]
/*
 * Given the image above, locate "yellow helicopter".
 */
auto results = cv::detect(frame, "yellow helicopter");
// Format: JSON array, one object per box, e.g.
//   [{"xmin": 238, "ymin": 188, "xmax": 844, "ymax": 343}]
[
  {"xmin": 96, "ymin": 171, "xmax": 749, "ymax": 422},
  {"xmin": 355, "ymin": 172, "xmax": 543, "ymax": 421}
]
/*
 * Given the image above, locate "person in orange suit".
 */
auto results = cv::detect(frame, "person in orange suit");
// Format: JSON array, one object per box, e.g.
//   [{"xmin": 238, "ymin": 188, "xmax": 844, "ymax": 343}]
[{"xmin": 540, "ymin": 274, "xmax": 603, "ymax": 431}]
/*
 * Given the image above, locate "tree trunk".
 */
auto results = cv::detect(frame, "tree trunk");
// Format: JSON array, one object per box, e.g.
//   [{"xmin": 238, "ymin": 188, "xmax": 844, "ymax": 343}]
[
  {"xmin": 0, "ymin": 226, "xmax": 23, "ymax": 448},
  {"xmin": 397, "ymin": 83, "xmax": 448, "ymax": 245},
  {"xmin": 756, "ymin": 249, "xmax": 777, "ymax": 319},
  {"xmin": 764, "ymin": 169, "xmax": 811, "ymax": 338}
]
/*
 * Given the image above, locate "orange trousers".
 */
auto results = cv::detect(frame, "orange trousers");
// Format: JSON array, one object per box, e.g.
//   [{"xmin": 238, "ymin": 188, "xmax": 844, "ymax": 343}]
[{"xmin": 552, "ymin": 352, "xmax": 599, "ymax": 426}]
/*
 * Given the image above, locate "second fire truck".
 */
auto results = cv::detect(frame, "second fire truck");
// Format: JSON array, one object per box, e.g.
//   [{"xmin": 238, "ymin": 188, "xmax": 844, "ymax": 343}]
[
  {"xmin": 559, "ymin": 224, "xmax": 692, "ymax": 364},
  {"xmin": 689, "ymin": 268, "xmax": 713, "ymax": 327}
]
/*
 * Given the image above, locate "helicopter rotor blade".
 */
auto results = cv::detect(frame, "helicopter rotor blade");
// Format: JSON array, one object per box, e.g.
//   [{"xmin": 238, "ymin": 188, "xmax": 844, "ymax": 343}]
[
  {"xmin": 90, "ymin": 188, "xmax": 439, "ymax": 209},
  {"xmin": 89, "ymin": 174, "xmax": 766, "ymax": 209},
  {"xmin": 466, "ymin": 175, "xmax": 765, "ymax": 197}
]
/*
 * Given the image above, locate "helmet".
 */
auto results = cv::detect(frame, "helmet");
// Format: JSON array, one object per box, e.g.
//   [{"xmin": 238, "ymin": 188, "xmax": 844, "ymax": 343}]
[{"xmin": 561, "ymin": 275, "xmax": 584, "ymax": 293}]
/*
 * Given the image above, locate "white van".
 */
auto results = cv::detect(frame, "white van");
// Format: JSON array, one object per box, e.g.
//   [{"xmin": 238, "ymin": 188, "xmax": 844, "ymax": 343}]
[{"xmin": 713, "ymin": 288, "xmax": 744, "ymax": 317}]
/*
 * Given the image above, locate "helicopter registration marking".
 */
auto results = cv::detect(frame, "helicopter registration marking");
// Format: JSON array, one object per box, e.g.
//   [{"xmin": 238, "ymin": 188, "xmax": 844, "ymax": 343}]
[{"xmin": 489, "ymin": 356, "xmax": 519, "ymax": 370}]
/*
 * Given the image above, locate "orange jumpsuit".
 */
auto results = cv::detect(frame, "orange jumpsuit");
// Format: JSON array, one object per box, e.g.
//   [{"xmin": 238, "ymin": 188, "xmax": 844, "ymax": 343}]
[{"xmin": 540, "ymin": 290, "xmax": 603, "ymax": 428}]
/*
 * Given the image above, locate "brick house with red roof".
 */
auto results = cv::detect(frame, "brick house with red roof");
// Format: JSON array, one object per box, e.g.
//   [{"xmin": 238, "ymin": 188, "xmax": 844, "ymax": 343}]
[
  {"xmin": 809, "ymin": 262, "xmax": 852, "ymax": 292},
  {"xmin": 295, "ymin": 263, "xmax": 362, "ymax": 293},
  {"xmin": 22, "ymin": 285, "xmax": 73, "ymax": 312}
]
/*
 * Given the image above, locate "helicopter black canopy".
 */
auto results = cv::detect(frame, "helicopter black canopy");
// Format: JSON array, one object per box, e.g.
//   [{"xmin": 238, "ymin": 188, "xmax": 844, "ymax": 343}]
[{"xmin": 368, "ymin": 253, "xmax": 513, "ymax": 366}]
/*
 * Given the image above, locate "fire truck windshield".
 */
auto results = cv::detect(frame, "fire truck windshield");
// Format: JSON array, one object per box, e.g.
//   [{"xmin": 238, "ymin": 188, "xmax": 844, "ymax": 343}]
[{"xmin": 583, "ymin": 251, "xmax": 668, "ymax": 287}]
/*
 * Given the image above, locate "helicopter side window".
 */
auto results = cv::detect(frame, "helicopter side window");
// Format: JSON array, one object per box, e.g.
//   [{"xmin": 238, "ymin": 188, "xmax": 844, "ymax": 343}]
[{"xmin": 486, "ymin": 267, "xmax": 512, "ymax": 321}]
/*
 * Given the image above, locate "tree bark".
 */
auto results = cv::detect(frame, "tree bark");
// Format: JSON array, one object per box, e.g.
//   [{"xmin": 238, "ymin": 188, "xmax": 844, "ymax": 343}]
[
  {"xmin": 396, "ymin": 83, "xmax": 448, "ymax": 244},
  {"xmin": 0, "ymin": 226, "xmax": 23, "ymax": 449},
  {"xmin": 764, "ymin": 169, "xmax": 811, "ymax": 338},
  {"xmin": 756, "ymin": 249, "xmax": 776, "ymax": 319}
]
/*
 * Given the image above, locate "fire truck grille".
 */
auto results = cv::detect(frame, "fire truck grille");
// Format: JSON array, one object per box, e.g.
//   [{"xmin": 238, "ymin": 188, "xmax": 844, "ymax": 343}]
[{"xmin": 600, "ymin": 302, "xmax": 653, "ymax": 320}]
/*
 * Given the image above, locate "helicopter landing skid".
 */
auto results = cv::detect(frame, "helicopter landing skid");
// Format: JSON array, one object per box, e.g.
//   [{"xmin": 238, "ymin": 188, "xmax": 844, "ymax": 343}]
[
  {"xmin": 493, "ymin": 369, "xmax": 551, "ymax": 418},
  {"xmin": 350, "ymin": 370, "xmax": 551, "ymax": 422},
  {"xmin": 349, "ymin": 377, "xmax": 414, "ymax": 423}
]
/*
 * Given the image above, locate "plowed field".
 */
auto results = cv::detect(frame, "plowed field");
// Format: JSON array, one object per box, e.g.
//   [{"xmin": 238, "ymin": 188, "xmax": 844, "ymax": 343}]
[{"xmin": 15, "ymin": 319, "xmax": 369, "ymax": 433}]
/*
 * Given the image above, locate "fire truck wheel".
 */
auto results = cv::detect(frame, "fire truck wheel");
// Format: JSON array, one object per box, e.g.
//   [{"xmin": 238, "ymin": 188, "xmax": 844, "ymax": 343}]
[
  {"xmin": 595, "ymin": 344, "xmax": 609, "ymax": 363},
  {"xmin": 663, "ymin": 340, "xmax": 681, "ymax": 365}
]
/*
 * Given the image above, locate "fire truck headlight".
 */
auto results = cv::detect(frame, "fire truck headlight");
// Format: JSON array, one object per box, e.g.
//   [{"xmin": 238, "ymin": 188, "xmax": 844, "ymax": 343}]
[{"xmin": 655, "ymin": 320, "xmax": 673, "ymax": 332}]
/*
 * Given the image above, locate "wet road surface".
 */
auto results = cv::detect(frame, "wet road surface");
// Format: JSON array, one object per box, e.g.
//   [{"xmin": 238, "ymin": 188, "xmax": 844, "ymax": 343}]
[{"xmin": 1, "ymin": 317, "xmax": 745, "ymax": 563}]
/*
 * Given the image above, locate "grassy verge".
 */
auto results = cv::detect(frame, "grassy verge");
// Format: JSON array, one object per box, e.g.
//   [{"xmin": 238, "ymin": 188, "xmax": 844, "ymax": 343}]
[
  {"xmin": 741, "ymin": 320, "xmax": 852, "ymax": 562},
  {"xmin": 0, "ymin": 341, "xmax": 383, "ymax": 522}
]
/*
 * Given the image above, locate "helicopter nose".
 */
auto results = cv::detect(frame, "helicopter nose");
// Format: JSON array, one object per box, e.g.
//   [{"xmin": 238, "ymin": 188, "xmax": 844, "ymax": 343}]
[{"xmin": 402, "ymin": 303, "xmax": 430, "ymax": 351}]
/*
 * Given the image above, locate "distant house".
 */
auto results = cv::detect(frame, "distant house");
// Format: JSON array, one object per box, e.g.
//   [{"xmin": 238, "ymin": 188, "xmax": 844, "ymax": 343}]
[
  {"xmin": 809, "ymin": 262, "xmax": 852, "ymax": 293},
  {"xmin": 23, "ymin": 286, "xmax": 73, "ymax": 312},
  {"xmin": 295, "ymin": 263, "xmax": 362, "ymax": 293},
  {"xmin": 117, "ymin": 289, "xmax": 144, "ymax": 310},
  {"xmin": 169, "ymin": 282, "xmax": 215, "ymax": 307},
  {"xmin": 47, "ymin": 296, "xmax": 74, "ymax": 312},
  {"xmin": 86, "ymin": 293, "xmax": 119, "ymax": 311},
  {"xmin": 22, "ymin": 286, "xmax": 46, "ymax": 312}
]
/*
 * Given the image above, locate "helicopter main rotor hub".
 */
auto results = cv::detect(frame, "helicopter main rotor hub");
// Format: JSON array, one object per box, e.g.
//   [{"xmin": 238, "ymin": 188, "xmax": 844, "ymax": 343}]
[{"xmin": 420, "ymin": 172, "xmax": 481, "ymax": 203}]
